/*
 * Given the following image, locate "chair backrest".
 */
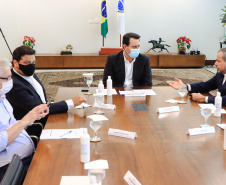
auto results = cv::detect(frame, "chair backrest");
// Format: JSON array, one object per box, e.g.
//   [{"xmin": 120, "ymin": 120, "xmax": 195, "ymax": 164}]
[{"xmin": 0, "ymin": 154, "xmax": 26, "ymax": 185}]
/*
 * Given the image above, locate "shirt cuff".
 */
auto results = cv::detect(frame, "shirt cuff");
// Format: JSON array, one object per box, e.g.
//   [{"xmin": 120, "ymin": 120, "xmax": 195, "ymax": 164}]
[
  {"xmin": 65, "ymin": 99, "xmax": 74, "ymax": 110},
  {"xmin": 0, "ymin": 131, "xmax": 8, "ymax": 152},
  {"xmin": 186, "ymin": 84, "xmax": 191, "ymax": 92},
  {"xmin": 205, "ymin": 96, "xmax": 208, "ymax": 103}
]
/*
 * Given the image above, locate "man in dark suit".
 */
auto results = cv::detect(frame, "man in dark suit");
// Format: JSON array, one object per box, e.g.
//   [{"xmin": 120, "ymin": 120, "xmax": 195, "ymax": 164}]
[
  {"xmin": 6, "ymin": 46, "xmax": 86, "ymax": 130},
  {"xmin": 167, "ymin": 48, "xmax": 226, "ymax": 106},
  {"xmin": 103, "ymin": 32, "xmax": 152, "ymax": 87}
]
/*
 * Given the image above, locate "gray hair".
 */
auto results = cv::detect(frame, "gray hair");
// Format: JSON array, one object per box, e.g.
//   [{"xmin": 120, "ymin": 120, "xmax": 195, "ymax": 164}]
[
  {"xmin": 218, "ymin": 48, "xmax": 226, "ymax": 62},
  {"xmin": 0, "ymin": 58, "xmax": 12, "ymax": 76}
]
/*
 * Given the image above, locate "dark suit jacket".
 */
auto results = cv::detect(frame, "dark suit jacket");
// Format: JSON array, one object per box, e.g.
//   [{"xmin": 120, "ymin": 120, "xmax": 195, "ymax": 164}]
[
  {"xmin": 6, "ymin": 69, "xmax": 68, "ymax": 127},
  {"xmin": 190, "ymin": 73, "xmax": 226, "ymax": 106},
  {"xmin": 103, "ymin": 51, "xmax": 152, "ymax": 87}
]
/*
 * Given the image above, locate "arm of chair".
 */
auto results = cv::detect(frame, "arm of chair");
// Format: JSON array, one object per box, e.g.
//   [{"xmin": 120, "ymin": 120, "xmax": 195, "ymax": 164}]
[
  {"xmin": 26, "ymin": 122, "xmax": 43, "ymax": 139},
  {"xmin": 29, "ymin": 135, "xmax": 39, "ymax": 149},
  {"xmin": 0, "ymin": 154, "xmax": 26, "ymax": 185}
]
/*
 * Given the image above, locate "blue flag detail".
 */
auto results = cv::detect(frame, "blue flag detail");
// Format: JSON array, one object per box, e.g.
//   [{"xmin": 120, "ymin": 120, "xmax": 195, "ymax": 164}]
[
  {"xmin": 101, "ymin": 1, "xmax": 107, "ymax": 18},
  {"xmin": 118, "ymin": 0, "xmax": 124, "ymax": 12}
]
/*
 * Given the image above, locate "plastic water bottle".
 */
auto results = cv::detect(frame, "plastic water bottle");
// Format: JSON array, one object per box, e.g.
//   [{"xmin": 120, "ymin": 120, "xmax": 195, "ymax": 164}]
[
  {"xmin": 90, "ymin": 176, "xmax": 98, "ymax": 185},
  {"xmin": 98, "ymin": 80, "xmax": 104, "ymax": 93},
  {"xmin": 107, "ymin": 76, "xmax": 112, "ymax": 96},
  {"xmin": 80, "ymin": 128, "xmax": 90, "ymax": 163},
  {"xmin": 214, "ymin": 92, "xmax": 222, "ymax": 117}
]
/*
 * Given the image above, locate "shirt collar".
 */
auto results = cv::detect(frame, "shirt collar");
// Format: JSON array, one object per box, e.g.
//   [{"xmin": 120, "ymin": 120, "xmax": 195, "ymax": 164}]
[
  {"xmin": 123, "ymin": 50, "xmax": 136, "ymax": 64},
  {"xmin": 13, "ymin": 68, "xmax": 34, "ymax": 81}
]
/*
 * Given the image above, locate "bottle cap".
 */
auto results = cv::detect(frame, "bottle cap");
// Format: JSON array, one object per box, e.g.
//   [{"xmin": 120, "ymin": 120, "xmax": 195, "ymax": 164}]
[
  {"xmin": 99, "ymin": 80, "xmax": 103, "ymax": 84},
  {"xmin": 83, "ymin": 128, "xmax": 87, "ymax": 134},
  {"xmin": 108, "ymin": 76, "xmax": 111, "ymax": 79},
  {"xmin": 90, "ymin": 176, "xmax": 97, "ymax": 184},
  {"xmin": 217, "ymin": 92, "xmax": 221, "ymax": 96}
]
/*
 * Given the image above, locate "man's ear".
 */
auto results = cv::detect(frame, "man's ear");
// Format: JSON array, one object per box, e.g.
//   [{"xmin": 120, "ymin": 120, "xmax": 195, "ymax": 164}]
[{"xmin": 12, "ymin": 60, "xmax": 18, "ymax": 67}]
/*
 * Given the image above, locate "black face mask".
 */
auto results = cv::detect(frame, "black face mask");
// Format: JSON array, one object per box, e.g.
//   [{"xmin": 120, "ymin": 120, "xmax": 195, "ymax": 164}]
[{"xmin": 19, "ymin": 64, "xmax": 36, "ymax": 76}]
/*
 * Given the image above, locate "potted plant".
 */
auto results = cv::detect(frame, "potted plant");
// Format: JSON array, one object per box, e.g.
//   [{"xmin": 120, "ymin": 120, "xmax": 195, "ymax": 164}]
[
  {"xmin": 176, "ymin": 36, "xmax": 191, "ymax": 55},
  {"xmin": 220, "ymin": 6, "xmax": 226, "ymax": 43},
  {"xmin": 23, "ymin": 36, "xmax": 35, "ymax": 48}
]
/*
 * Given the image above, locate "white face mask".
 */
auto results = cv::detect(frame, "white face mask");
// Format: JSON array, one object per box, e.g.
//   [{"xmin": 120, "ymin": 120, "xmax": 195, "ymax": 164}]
[{"xmin": 0, "ymin": 79, "xmax": 13, "ymax": 95}]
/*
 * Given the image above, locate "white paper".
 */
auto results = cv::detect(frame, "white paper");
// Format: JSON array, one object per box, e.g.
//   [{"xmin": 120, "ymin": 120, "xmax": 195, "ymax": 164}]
[
  {"xmin": 217, "ymin": 124, "xmax": 226, "ymax": 130},
  {"xmin": 60, "ymin": 176, "xmax": 91, "ymax": 185},
  {"xmin": 221, "ymin": 109, "xmax": 226, "ymax": 114},
  {"xmin": 95, "ymin": 89, "xmax": 117, "ymax": 95},
  {"xmin": 82, "ymin": 73, "xmax": 93, "ymax": 76},
  {"xmin": 187, "ymin": 126, "xmax": 215, "ymax": 136},
  {"xmin": 119, "ymin": 91, "xmax": 133, "ymax": 95},
  {"xmin": 165, "ymin": 99, "xmax": 179, "ymax": 103},
  {"xmin": 40, "ymin": 129, "xmax": 83, "ymax": 140},
  {"xmin": 124, "ymin": 171, "xmax": 142, "ymax": 185},
  {"xmin": 133, "ymin": 89, "xmax": 156, "ymax": 95},
  {"xmin": 84, "ymin": 160, "xmax": 109, "ymax": 170},
  {"xmin": 108, "ymin": 128, "xmax": 137, "ymax": 139},
  {"xmin": 198, "ymin": 104, "xmax": 216, "ymax": 110},
  {"xmin": 75, "ymin": 102, "xmax": 91, "ymax": 109},
  {"xmin": 87, "ymin": 115, "xmax": 108, "ymax": 122},
  {"xmin": 157, "ymin": 106, "xmax": 180, "ymax": 114},
  {"xmin": 93, "ymin": 102, "xmax": 116, "ymax": 110}
]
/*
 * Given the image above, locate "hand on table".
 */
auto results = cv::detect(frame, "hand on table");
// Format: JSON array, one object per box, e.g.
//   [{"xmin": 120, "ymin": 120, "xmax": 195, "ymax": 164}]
[
  {"xmin": 191, "ymin": 93, "xmax": 206, "ymax": 103},
  {"xmin": 72, "ymin": 95, "xmax": 86, "ymax": 106}
]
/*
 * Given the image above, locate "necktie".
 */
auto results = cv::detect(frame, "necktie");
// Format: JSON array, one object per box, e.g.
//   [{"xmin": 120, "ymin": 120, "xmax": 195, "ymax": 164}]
[{"xmin": 223, "ymin": 75, "xmax": 226, "ymax": 85}]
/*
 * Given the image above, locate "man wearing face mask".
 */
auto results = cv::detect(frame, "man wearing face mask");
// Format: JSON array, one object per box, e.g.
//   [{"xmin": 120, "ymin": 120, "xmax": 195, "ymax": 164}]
[
  {"xmin": 0, "ymin": 58, "xmax": 49, "ymax": 181},
  {"xmin": 103, "ymin": 32, "xmax": 152, "ymax": 87},
  {"xmin": 6, "ymin": 46, "xmax": 86, "ymax": 131}
]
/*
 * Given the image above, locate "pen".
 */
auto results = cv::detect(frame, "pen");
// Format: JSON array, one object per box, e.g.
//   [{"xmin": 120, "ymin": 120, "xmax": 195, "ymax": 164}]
[{"xmin": 60, "ymin": 130, "xmax": 72, "ymax": 138}]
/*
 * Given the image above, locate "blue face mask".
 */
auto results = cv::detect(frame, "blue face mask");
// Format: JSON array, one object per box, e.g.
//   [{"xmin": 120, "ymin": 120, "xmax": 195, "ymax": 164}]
[{"xmin": 128, "ymin": 49, "xmax": 140, "ymax": 58}]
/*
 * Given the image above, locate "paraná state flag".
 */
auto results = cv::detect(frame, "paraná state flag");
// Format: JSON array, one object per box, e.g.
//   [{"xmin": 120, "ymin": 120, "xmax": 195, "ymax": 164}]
[
  {"xmin": 117, "ymin": 0, "xmax": 125, "ymax": 36},
  {"xmin": 101, "ymin": 0, "xmax": 108, "ymax": 38}
]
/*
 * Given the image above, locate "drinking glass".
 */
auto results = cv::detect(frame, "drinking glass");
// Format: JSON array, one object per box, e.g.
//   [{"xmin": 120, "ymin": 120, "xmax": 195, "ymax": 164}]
[
  {"xmin": 88, "ymin": 169, "xmax": 105, "ymax": 185},
  {"xmin": 90, "ymin": 120, "xmax": 102, "ymax": 142},
  {"xmin": 83, "ymin": 73, "xmax": 93, "ymax": 95},
  {"xmin": 178, "ymin": 85, "xmax": 188, "ymax": 104},
  {"xmin": 94, "ymin": 94, "xmax": 105, "ymax": 114},
  {"xmin": 200, "ymin": 108, "xmax": 212, "ymax": 127}
]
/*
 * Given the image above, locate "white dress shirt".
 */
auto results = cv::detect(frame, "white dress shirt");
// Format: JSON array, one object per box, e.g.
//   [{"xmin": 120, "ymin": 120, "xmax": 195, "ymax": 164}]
[
  {"xmin": 0, "ymin": 95, "xmax": 34, "ymax": 167},
  {"xmin": 13, "ymin": 69, "xmax": 74, "ymax": 109},
  {"xmin": 123, "ymin": 52, "xmax": 136, "ymax": 87}
]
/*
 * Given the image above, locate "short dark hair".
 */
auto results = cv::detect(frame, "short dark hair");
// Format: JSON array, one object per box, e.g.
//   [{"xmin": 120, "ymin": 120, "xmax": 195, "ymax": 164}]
[
  {"xmin": 122, "ymin": 32, "xmax": 140, "ymax": 46},
  {"xmin": 13, "ymin": 45, "xmax": 36, "ymax": 62}
]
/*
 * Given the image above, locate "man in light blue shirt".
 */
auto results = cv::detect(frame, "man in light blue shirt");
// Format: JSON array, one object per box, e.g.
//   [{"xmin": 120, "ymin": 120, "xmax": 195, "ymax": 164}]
[{"xmin": 0, "ymin": 58, "xmax": 49, "ymax": 181}]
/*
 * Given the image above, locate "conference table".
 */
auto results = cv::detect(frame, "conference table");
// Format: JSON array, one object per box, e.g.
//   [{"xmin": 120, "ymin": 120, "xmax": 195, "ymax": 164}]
[{"xmin": 23, "ymin": 86, "xmax": 226, "ymax": 185}]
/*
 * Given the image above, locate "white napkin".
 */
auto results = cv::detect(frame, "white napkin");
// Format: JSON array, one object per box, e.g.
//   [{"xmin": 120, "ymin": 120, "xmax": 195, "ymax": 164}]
[
  {"xmin": 93, "ymin": 102, "xmax": 116, "ymax": 110},
  {"xmin": 75, "ymin": 102, "xmax": 91, "ymax": 109}
]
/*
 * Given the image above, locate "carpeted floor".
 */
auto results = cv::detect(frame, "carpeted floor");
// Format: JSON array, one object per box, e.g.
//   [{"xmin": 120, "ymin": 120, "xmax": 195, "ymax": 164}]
[{"xmin": 36, "ymin": 69, "xmax": 215, "ymax": 101}]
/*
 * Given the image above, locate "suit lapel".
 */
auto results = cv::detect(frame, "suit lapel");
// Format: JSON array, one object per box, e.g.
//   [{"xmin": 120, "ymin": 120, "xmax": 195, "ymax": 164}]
[{"xmin": 119, "ymin": 51, "xmax": 126, "ymax": 84}]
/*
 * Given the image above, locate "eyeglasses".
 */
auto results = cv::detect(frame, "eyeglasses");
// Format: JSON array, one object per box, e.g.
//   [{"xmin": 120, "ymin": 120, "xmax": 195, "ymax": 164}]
[{"xmin": 0, "ymin": 76, "xmax": 12, "ymax": 81}]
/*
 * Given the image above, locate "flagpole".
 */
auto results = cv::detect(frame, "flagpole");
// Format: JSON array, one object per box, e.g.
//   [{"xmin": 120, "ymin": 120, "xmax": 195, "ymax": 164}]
[
  {"xmin": 120, "ymin": 34, "xmax": 121, "ymax": 47},
  {"xmin": 103, "ymin": 36, "xmax": 105, "ymax": 47}
]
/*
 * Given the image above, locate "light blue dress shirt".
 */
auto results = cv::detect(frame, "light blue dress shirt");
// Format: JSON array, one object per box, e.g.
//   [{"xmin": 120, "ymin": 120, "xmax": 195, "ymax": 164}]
[{"xmin": 0, "ymin": 95, "xmax": 34, "ymax": 167}]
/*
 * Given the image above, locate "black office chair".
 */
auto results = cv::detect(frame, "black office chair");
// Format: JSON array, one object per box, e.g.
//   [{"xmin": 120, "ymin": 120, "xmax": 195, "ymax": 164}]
[
  {"xmin": 0, "ymin": 154, "xmax": 26, "ymax": 185},
  {"xmin": 26, "ymin": 122, "xmax": 43, "ymax": 148}
]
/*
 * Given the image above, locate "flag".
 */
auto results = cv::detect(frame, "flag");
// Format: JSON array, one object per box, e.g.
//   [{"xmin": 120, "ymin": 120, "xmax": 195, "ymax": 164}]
[
  {"xmin": 101, "ymin": 0, "xmax": 108, "ymax": 38},
  {"xmin": 117, "ymin": 0, "xmax": 125, "ymax": 36}
]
